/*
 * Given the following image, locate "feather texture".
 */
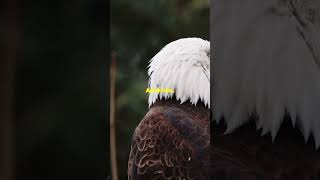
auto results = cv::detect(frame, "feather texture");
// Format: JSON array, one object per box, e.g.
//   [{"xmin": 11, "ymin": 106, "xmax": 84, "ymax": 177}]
[
  {"xmin": 128, "ymin": 100, "xmax": 210, "ymax": 179},
  {"xmin": 213, "ymin": 0, "xmax": 320, "ymax": 148},
  {"xmin": 212, "ymin": 121, "xmax": 320, "ymax": 180},
  {"xmin": 148, "ymin": 38, "xmax": 210, "ymax": 108}
]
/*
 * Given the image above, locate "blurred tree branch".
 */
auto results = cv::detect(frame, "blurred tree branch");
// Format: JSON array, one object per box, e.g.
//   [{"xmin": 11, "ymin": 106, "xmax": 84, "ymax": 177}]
[{"xmin": 110, "ymin": 51, "xmax": 118, "ymax": 180}]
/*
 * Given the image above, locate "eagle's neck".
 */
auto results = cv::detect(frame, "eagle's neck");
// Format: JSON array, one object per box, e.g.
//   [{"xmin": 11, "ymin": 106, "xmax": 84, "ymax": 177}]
[{"xmin": 151, "ymin": 99, "xmax": 210, "ymax": 122}]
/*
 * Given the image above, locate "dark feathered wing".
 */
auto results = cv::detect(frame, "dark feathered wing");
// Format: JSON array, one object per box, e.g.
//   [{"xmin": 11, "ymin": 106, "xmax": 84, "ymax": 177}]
[
  {"xmin": 212, "ymin": 121, "xmax": 320, "ymax": 180},
  {"xmin": 128, "ymin": 103, "xmax": 210, "ymax": 180}
]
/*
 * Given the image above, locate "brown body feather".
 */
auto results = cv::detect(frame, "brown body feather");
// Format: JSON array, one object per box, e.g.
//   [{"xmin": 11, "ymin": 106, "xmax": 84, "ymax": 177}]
[
  {"xmin": 128, "ymin": 99, "xmax": 210, "ymax": 180},
  {"xmin": 212, "ymin": 120, "xmax": 320, "ymax": 180}
]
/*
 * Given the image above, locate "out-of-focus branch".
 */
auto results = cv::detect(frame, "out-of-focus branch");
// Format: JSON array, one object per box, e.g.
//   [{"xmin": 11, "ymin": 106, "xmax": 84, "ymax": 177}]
[{"xmin": 110, "ymin": 51, "xmax": 118, "ymax": 180}]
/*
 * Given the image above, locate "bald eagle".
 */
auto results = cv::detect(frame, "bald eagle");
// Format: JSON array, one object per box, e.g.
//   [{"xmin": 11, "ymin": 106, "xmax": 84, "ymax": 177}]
[{"xmin": 127, "ymin": 38, "xmax": 210, "ymax": 180}]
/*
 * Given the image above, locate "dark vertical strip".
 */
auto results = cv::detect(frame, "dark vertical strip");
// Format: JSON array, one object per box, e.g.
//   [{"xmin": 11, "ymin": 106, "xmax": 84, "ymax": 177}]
[
  {"xmin": 1, "ymin": 0, "xmax": 18, "ymax": 179},
  {"xmin": 106, "ymin": 1, "xmax": 111, "ymax": 178},
  {"xmin": 210, "ymin": 1, "xmax": 214, "ymax": 179},
  {"xmin": 210, "ymin": 0, "xmax": 214, "ymax": 119}
]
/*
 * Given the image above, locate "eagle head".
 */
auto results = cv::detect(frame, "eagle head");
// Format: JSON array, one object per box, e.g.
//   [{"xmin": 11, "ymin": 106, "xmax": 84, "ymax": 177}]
[{"xmin": 147, "ymin": 37, "xmax": 210, "ymax": 108}]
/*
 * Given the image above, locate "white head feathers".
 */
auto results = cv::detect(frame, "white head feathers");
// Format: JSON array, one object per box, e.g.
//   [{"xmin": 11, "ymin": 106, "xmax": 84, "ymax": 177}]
[{"xmin": 147, "ymin": 38, "xmax": 210, "ymax": 108}]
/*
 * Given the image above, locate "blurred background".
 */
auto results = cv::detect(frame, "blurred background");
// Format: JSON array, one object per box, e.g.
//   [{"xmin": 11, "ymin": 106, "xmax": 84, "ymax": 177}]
[
  {"xmin": 110, "ymin": 0, "xmax": 209, "ymax": 179},
  {"xmin": 2, "ymin": 0, "xmax": 108, "ymax": 180}
]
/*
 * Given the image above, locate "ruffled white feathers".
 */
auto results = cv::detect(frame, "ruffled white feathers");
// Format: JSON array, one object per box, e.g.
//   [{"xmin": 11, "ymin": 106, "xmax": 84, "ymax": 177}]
[{"xmin": 147, "ymin": 38, "xmax": 210, "ymax": 108}]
